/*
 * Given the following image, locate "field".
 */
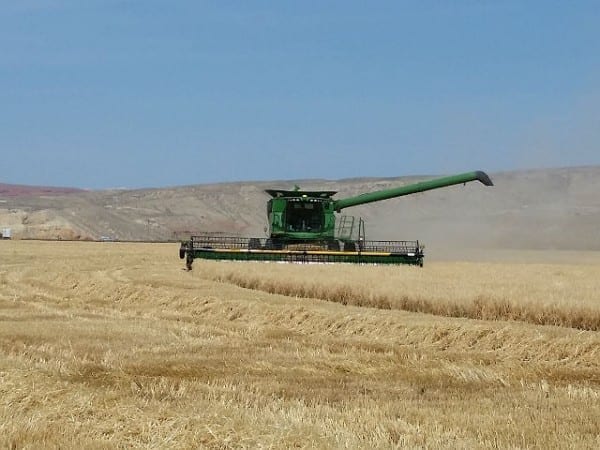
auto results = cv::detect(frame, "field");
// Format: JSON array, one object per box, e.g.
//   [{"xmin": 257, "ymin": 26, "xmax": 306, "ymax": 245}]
[{"xmin": 1, "ymin": 241, "xmax": 599, "ymax": 448}]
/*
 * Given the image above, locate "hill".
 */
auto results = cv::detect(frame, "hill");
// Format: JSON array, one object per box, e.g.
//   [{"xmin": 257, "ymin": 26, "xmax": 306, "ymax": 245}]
[
  {"xmin": 1, "ymin": 166, "xmax": 599, "ymax": 252},
  {"xmin": 0, "ymin": 183, "xmax": 84, "ymax": 198}
]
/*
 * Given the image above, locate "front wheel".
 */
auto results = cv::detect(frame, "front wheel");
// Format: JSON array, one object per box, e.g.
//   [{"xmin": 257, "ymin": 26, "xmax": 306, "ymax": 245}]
[
  {"xmin": 327, "ymin": 240, "xmax": 340, "ymax": 251},
  {"xmin": 264, "ymin": 238, "xmax": 282, "ymax": 250}
]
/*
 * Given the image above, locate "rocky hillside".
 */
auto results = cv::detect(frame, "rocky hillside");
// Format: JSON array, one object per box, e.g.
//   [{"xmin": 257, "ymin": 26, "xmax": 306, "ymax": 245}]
[{"xmin": 1, "ymin": 167, "xmax": 599, "ymax": 252}]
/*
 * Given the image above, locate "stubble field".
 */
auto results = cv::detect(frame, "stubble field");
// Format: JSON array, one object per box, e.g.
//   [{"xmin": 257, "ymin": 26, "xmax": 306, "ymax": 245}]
[{"xmin": 1, "ymin": 241, "xmax": 599, "ymax": 448}]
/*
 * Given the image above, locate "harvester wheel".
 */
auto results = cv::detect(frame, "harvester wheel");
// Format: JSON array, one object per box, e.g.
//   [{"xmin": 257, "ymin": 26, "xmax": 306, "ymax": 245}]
[
  {"xmin": 264, "ymin": 238, "xmax": 282, "ymax": 250},
  {"xmin": 327, "ymin": 241, "xmax": 340, "ymax": 251}
]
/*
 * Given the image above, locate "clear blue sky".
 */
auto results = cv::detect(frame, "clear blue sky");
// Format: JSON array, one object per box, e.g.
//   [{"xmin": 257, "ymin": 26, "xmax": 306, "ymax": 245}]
[{"xmin": 2, "ymin": 1, "xmax": 600, "ymax": 189}]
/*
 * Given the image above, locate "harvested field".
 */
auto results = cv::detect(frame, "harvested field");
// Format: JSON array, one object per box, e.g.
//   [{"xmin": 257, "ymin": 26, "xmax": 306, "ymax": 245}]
[{"xmin": 1, "ymin": 240, "xmax": 599, "ymax": 448}]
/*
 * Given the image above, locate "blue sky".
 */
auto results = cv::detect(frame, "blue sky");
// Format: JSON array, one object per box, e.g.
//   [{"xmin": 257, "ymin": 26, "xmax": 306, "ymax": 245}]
[{"xmin": 1, "ymin": 1, "xmax": 600, "ymax": 189}]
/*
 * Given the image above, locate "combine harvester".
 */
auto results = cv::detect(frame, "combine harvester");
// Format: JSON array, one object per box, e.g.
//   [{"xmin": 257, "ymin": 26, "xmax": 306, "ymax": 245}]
[{"xmin": 179, "ymin": 171, "xmax": 493, "ymax": 270}]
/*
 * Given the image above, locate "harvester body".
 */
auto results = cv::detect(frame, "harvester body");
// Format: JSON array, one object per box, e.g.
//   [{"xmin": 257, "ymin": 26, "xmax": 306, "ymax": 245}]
[{"xmin": 180, "ymin": 171, "xmax": 492, "ymax": 269}]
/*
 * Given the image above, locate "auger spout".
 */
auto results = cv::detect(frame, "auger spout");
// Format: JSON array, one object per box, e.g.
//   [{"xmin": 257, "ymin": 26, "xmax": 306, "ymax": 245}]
[{"xmin": 332, "ymin": 171, "xmax": 493, "ymax": 212}]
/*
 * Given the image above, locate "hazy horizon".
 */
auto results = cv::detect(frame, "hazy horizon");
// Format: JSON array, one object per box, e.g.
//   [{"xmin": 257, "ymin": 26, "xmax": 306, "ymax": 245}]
[{"xmin": 0, "ymin": 163, "xmax": 598, "ymax": 191}]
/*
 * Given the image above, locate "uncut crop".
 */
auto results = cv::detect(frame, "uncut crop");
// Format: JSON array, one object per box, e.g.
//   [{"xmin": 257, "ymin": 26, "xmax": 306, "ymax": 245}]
[{"xmin": 197, "ymin": 259, "xmax": 600, "ymax": 330}]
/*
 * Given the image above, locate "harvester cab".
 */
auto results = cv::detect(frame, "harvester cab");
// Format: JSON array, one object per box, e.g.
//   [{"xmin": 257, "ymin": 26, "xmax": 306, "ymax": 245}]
[
  {"xmin": 180, "ymin": 170, "xmax": 493, "ymax": 269},
  {"xmin": 265, "ymin": 188, "xmax": 338, "ymax": 244}
]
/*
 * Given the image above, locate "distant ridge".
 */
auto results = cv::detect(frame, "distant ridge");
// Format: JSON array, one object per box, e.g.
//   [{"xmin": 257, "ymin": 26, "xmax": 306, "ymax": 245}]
[
  {"xmin": 1, "ymin": 166, "xmax": 600, "ymax": 251},
  {"xmin": 0, "ymin": 183, "xmax": 84, "ymax": 197}
]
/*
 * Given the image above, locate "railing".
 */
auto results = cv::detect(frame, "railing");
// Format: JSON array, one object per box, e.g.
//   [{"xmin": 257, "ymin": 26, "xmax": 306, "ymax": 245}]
[
  {"xmin": 190, "ymin": 235, "xmax": 262, "ymax": 250},
  {"xmin": 189, "ymin": 235, "xmax": 422, "ymax": 255},
  {"xmin": 360, "ymin": 240, "xmax": 421, "ymax": 254}
]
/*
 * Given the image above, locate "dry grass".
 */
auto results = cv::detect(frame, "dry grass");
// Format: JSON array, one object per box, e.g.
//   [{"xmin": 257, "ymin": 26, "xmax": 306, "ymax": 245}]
[{"xmin": 1, "ymin": 241, "xmax": 599, "ymax": 448}]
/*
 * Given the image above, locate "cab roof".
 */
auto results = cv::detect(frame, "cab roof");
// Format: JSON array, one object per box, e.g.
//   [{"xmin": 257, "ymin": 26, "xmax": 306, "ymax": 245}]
[{"xmin": 265, "ymin": 189, "xmax": 337, "ymax": 199}]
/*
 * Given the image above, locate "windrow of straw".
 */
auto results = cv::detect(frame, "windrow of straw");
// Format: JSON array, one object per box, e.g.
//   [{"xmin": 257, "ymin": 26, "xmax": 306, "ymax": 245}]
[{"xmin": 199, "ymin": 261, "xmax": 600, "ymax": 331}]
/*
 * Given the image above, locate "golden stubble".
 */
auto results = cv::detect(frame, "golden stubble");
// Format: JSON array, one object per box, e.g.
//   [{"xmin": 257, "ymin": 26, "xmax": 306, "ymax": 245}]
[{"xmin": 0, "ymin": 241, "xmax": 599, "ymax": 448}]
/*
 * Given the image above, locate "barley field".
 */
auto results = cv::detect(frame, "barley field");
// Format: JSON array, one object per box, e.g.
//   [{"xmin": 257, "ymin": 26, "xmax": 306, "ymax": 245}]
[{"xmin": 1, "ymin": 241, "xmax": 599, "ymax": 448}]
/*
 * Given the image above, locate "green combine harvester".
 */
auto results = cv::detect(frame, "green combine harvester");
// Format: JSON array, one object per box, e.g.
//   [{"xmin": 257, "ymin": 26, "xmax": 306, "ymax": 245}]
[{"xmin": 179, "ymin": 171, "xmax": 493, "ymax": 270}]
